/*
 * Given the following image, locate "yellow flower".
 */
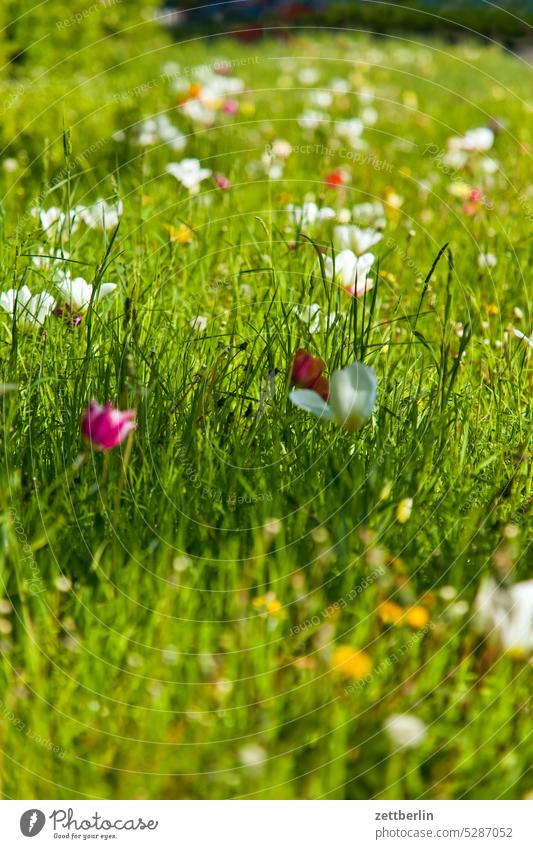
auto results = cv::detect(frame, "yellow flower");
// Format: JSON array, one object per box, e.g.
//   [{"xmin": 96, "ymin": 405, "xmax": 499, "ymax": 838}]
[
  {"xmin": 379, "ymin": 480, "xmax": 392, "ymax": 501},
  {"xmin": 404, "ymin": 606, "xmax": 429, "ymax": 629},
  {"xmin": 331, "ymin": 645, "xmax": 372, "ymax": 679},
  {"xmin": 378, "ymin": 601, "xmax": 404, "ymax": 624},
  {"xmin": 402, "ymin": 90, "xmax": 418, "ymax": 108},
  {"xmin": 486, "ymin": 304, "xmax": 499, "ymax": 315},
  {"xmin": 253, "ymin": 592, "xmax": 281, "ymax": 617},
  {"xmin": 165, "ymin": 223, "xmax": 194, "ymax": 245},
  {"xmin": 396, "ymin": 498, "xmax": 413, "ymax": 524}
]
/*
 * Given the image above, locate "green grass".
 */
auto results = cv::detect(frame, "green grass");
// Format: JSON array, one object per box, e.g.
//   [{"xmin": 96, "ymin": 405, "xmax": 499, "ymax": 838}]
[{"xmin": 0, "ymin": 21, "xmax": 531, "ymax": 800}]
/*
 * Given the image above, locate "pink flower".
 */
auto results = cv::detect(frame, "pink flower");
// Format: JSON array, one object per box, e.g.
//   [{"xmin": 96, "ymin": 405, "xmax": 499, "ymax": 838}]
[
  {"xmin": 214, "ymin": 173, "xmax": 231, "ymax": 190},
  {"xmin": 223, "ymin": 99, "xmax": 238, "ymax": 115},
  {"xmin": 81, "ymin": 401, "xmax": 136, "ymax": 451}
]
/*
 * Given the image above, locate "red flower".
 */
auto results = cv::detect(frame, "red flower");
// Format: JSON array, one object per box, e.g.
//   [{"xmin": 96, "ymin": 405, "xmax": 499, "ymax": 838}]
[
  {"xmin": 325, "ymin": 168, "xmax": 347, "ymax": 188},
  {"xmin": 291, "ymin": 349, "xmax": 329, "ymax": 400}
]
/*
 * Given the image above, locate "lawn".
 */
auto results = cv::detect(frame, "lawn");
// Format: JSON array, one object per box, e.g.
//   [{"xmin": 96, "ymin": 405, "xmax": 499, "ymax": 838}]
[{"xmin": 0, "ymin": 13, "xmax": 531, "ymax": 800}]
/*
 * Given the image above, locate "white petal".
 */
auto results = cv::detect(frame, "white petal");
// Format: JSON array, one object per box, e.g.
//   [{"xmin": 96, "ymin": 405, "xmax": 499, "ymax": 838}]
[
  {"xmin": 289, "ymin": 389, "xmax": 334, "ymax": 422},
  {"xmin": 97, "ymin": 283, "xmax": 117, "ymax": 301},
  {"xmin": 329, "ymin": 362, "xmax": 377, "ymax": 431}
]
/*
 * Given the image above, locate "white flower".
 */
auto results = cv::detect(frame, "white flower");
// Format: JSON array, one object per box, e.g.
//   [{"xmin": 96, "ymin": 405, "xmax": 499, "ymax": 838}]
[
  {"xmin": 335, "ymin": 118, "xmax": 364, "ymax": 145},
  {"xmin": 461, "ymin": 127, "xmax": 494, "ymax": 151},
  {"xmin": 3, "ymin": 157, "xmax": 18, "ymax": 172},
  {"xmin": 75, "ymin": 199, "xmax": 123, "ymax": 230},
  {"xmin": 238, "ymin": 743, "xmax": 267, "ymax": 768},
  {"xmin": 271, "ymin": 139, "xmax": 292, "ymax": 158},
  {"xmin": 334, "ymin": 225, "xmax": 383, "ymax": 255},
  {"xmin": 190, "ymin": 315, "xmax": 207, "ymax": 332},
  {"xmin": 0, "ymin": 285, "xmax": 55, "ymax": 328},
  {"xmin": 294, "ymin": 303, "xmax": 337, "ymax": 333},
  {"xmin": 330, "ymin": 77, "xmax": 350, "ymax": 94},
  {"xmin": 480, "ymin": 156, "xmax": 499, "ymax": 174},
  {"xmin": 179, "ymin": 99, "xmax": 215, "ymax": 126},
  {"xmin": 512, "ymin": 327, "xmax": 533, "ymax": 348},
  {"xmin": 475, "ymin": 577, "xmax": 533, "ymax": 654},
  {"xmin": 478, "ymin": 252, "xmax": 497, "ymax": 268},
  {"xmin": 323, "ymin": 249, "xmax": 375, "ymax": 297},
  {"xmin": 443, "ymin": 149, "xmax": 468, "ymax": 169},
  {"xmin": 308, "ymin": 90, "xmax": 333, "ymax": 109},
  {"xmin": 352, "ymin": 201, "xmax": 386, "ymax": 228},
  {"xmin": 286, "ymin": 202, "xmax": 335, "ymax": 228},
  {"xmin": 136, "ymin": 115, "xmax": 186, "ymax": 152},
  {"xmin": 361, "ymin": 106, "xmax": 378, "ymax": 125},
  {"xmin": 298, "ymin": 67, "xmax": 320, "ymax": 86},
  {"xmin": 384, "ymin": 714, "xmax": 428, "ymax": 749},
  {"xmin": 290, "ymin": 361, "xmax": 377, "ymax": 432},
  {"xmin": 165, "ymin": 158, "xmax": 212, "ymax": 193},
  {"xmin": 33, "ymin": 206, "xmax": 78, "ymax": 238},
  {"xmin": 56, "ymin": 275, "xmax": 116, "ymax": 311},
  {"xmin": 450, "ymin": 127, "xmax": 494, "ymax": 152},
  {"xmin": 31, "ymin": 248, "xmax": 70, "ymax": 278},
  {"xmin": 297, "ymin": 109, "xmax": 327, "ymax": 131}
]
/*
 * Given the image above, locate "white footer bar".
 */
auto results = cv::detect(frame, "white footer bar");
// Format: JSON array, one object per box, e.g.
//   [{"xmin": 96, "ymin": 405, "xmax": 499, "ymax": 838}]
[{"xmin": 1, "ymin": 800, "xmax": 531, "ymax": 848}]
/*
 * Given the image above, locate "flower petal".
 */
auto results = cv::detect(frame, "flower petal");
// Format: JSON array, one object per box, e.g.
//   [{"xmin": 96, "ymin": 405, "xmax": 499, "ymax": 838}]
[{"xmin": 289, "ymin": 389, "xmax": 334, "ymax": 421}]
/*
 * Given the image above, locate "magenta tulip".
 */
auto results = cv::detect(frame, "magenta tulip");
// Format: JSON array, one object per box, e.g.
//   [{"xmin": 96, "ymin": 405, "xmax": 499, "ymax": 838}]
[{"xmin": 81, "ymin": 401, "xmax": 136, "ymax": 451}]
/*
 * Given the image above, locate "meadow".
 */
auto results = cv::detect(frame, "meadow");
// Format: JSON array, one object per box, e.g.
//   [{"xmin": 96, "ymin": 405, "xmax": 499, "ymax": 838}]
[{"xmin": 0, "ymin": 14, "xmax": 531, "ymax": 800}]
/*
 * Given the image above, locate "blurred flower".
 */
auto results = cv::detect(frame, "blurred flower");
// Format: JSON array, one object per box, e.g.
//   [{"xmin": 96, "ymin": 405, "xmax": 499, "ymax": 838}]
[
  {"xmin": 378, "ymin": 601, "xmax": 403, "ymax": 624},
  {"xmin": 404, "ymin": 606, "xmax": 429, "ymax": 629},
  {"xmin": 396, "ymin": 498, "xmax": 413, "ymax": 524},
  {"xmin": 290, "ymin": 361, "xmax": 377, "ymax": 432},
  {"xmin": 297, "ymin": 109, "xmax": 327, "ymax": 130},
  {"xmin": 135, "ymin": 115, "xmax": 186, "ymax": 151},
  {"xmin": 164, "ymin": 223, "xmax": 194, "ymax": 244},
  {"xmin": 334, "ymin": 225, "xmax": 383, "ymax": 255},
  {"xmin": 190, "ymin": 316, "xmax": 207, "ymax": 332},
  {"xmin": 81, "ymin": 401, "xmax": 136, "ymax": 452},
  {"xmin": 287, "ymin": 201, "xmax": 335, "ymax": 228},
  {"xmin": 512, "ymin": 327, "xmax": 533, "ymax": 349},
  {"xmin": 0, "ymin": 286, "xmax": 55, "ymax": 328},
  {"xmin": 474, "ymin": 577, "xmax": 533, "ymax": 656},
  {"xmin": 166, "ymin": 158, "xmax": 212, "ymax": 193},
  {"xmin": 31, "ymin": 247, "xmax": 70, "ymax": 279},
  {"xmin": 335, "ymin": 118, "xmax": 364, "ymax": 145},
  {"xmin": 252, "ymin": 592, "xmax": 282, "ymax": 617},
  {"xmin": 238, "ymin": 743, "xmax": 267, "ymax": 768},
  {"xmin": 478, "ymin": 252, "xmax": 497, "ymax": 269},
  {"xmin": 384, "ymin": 713, "xmax": 427, "ymax": 749},
  {"xmin": 325, "ymin": 167, "xmax": 349, "ymax": 188},
  {"xmin": 271, "ymin": 139, "xmax": 292, "ymax": 158},
  {"xmin": 75, "ymin": 199, "xmax": 122, "ymax": 231},
  {"xmin": 450, "ymin": 127, "xmax": 494, "ymax": 152},
  {"xmin": 214, "ymin": 173, "xmax": 231, "ymax": 190},
  {"xmin": 56, "ymin": 275, "xmax": 116, "ymax": 312},
  {"xmin": 32, "ymin": 206, "xmax": 78, "ymax": 238},
  {"xmin": 2, "ymin": 157, "xmax": 18, "ymax": 172},
  {"xmin": 291, "ymin": 348, "xmax": 329, "ymax": 401},
  {"xmin": 323, "ymin": 249, "xmax": 375, "ymax": 297},
  {"xmin": 352, "ymin": 201, "xmax": 386, "ymax": 228},
  {"xmin": 222, "ymin": 98, "xmax": 238, "ymax": 114},
  {"xmin": 331, "ymin": 645, "xmax": 372, "ymax": 679}
]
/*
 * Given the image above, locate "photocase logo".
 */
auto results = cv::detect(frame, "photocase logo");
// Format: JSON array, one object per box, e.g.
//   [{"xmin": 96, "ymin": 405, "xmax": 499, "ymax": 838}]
[{"xmin": 20, "ymin": 809, "xmax": 46, "ymax": 837}]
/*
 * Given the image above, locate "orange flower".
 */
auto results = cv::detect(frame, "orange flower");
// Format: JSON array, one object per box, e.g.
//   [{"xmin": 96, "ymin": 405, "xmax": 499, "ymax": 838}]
[
  {"xmin": 331, "ymin": 645, "xmax": 372, "ymax": 679},
  {"xmin": 404, "ymin": 606, "xmax": 429, "ymax": 629}
]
